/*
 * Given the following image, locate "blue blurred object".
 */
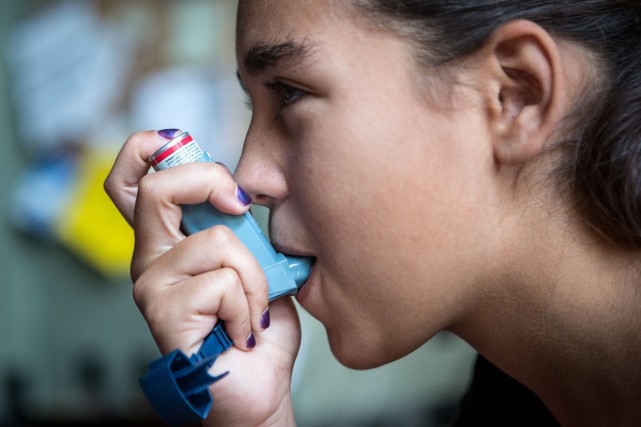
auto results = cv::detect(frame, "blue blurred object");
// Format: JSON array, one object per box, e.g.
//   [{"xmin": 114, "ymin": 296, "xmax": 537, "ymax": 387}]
[{"xmin": 10, "ymin": 150, "xmax": 78, "ymax": 240}]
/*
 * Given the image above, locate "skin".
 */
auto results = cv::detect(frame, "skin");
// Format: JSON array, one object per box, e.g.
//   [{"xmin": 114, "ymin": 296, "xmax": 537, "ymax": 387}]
[
  {"xmin": 105, "ymin": 0, "xmax": 641, "ymax": 425},
  {"xmin": 236, "ymin": 0, "xmax": 494, "ymax": 369}
]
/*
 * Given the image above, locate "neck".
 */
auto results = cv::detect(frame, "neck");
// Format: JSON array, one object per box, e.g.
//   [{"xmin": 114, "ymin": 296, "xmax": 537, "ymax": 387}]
[{"xmin": 452, "ymin": 210, "xmax": 641, "ymax": 426}]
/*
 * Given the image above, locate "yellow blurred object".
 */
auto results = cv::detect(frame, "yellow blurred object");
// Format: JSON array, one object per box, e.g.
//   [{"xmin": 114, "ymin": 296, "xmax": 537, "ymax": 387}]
[{"xmin": 55, "ymin": 149, "xmax": 133, "ymax": 278}]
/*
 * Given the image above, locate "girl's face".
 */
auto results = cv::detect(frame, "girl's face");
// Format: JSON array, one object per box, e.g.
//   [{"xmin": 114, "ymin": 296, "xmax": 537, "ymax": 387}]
[{"xmin": 235, "ymin": 0, "xmax": 501, "ymax": 368}]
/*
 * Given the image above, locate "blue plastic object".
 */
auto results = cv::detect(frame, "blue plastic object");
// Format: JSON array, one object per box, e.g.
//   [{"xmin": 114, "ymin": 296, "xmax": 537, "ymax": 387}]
[{"xmin": 139, "ymin": 133, "xmax": 313, "ymax": 426}]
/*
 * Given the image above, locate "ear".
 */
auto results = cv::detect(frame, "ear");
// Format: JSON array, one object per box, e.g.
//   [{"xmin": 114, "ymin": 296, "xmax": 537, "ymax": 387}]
[{"xmin": 483, "ymin": 20, "xmax": 568, "ymax": 166}]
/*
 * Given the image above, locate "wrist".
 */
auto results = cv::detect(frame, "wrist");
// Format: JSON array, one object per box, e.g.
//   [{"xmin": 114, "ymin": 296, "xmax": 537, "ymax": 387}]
[
  {"xmin": 256, "ymin": 392, "xmax": 295, "ymax": 427},
  {"xmin": 204, "ymin": 387, "xmax": 295, "ymax": 427}
]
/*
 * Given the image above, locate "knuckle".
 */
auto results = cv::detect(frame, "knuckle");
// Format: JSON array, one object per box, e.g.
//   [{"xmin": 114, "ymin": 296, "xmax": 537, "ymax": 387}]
[
  {"xmin": 133, "ymin": 283, "xmax": 165, "ymax": 328},
  {"xmin": 214, "ymin": 161, "xmax": 231, "ymax": 175},
  {"xmin": 137, "ymin": 174, "xmax": 161, "ymax": 204},
  {"xmin": 132, "ymin": 279, "xmax": 147, "ymax": 310},
  {"xmin": 126, "ymin": 131, "xmax": 148, "ymax": 148},
  {"xmin": 103, "ymin": 175, "xmax": 115, "ymax": 198},
  {"xmin": 130, "ymin": 264, "xmax": 141, "ymax": 284},
  {"xmin": 219, "ymin": 267, "xmax": 242, "ymax": 292},
  {"xmin": 130, "ymin": 248, "xmax": 153, "ymax": 283},
  {"xmin": 137, "ymin": 174, "xmax": 153, "ymax": 196},
  {"xmin": 204, "ymin": 162, "xmax": 226, "ymax": 182},
  {"xmin": 203, "ymin": 225, "xmax": 234, "ymax": 247},
  {"xmin": 201, "ymin": 164, "xmax": 235, "ymax": 199}
]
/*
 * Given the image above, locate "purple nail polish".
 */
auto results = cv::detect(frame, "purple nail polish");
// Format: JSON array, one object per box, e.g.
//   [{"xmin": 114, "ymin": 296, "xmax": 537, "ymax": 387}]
[
  {"xmin": 236, "ymin": 185, "xmax": 252, "ymax": 206},
  {"xmin": 261, "ymin": 309, "xmax": 270, "ymax": 329},
  {"xmin": 246, "ymin": 333, "xmax": 256, "ymax": 349},
  {"xmin": 157, "ymin": 129, "xmax": 180, "ymax": 139}
]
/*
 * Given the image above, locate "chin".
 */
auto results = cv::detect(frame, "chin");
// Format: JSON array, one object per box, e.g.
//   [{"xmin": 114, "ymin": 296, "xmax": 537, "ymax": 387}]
[{"xmin": 324, "ymin": 327, "xmax": 394, "ymax": 370}]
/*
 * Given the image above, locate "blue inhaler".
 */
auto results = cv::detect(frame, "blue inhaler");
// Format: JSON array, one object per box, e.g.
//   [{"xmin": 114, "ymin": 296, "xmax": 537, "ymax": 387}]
[{"xmin": 139, "ymin": 132, "xmax": 312, "ymax": 426}]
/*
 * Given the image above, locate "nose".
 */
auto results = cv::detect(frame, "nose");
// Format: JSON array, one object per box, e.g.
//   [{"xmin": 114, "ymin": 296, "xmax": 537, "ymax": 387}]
[{"xmin": 233, "ymin": 123, "xmax": 289, "ymax": 209}]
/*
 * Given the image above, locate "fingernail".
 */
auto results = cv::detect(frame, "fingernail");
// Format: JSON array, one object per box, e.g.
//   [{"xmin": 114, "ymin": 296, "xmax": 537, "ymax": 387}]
[
  {"xmin": 261, "ymin": 309, "xmax": 271, "ymax": 329},
  {"xmin": 236, "ymin": 185, "xmax": 252, "ymax": 206},
  {"xmin": 246, "ymin": 333, "xmax": 256, "ymax": 349},
  {"xmin": 157, "ymin": 129, "xmax": 181, "ymax": 139}
]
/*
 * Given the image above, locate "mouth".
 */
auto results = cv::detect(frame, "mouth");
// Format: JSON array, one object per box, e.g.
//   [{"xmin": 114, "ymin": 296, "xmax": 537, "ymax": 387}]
[
  {"xmin": 293, "ymin": 260, "xmax": 316, "ymax": 306},
  {"xmin": 270, "ymin": 242, "xmax": 316, "ymax": 291}
]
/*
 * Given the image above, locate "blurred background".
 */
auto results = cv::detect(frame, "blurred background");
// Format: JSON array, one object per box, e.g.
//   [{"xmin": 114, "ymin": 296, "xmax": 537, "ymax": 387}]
[{"xmin": 0, "ymin": 1, "xmax": 477, "ymax": 426}]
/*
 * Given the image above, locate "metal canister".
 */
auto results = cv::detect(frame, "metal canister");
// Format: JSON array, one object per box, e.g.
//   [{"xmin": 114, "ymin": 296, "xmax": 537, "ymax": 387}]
[{"xmin": 149, "ymin": 132, "xmax": 208, "ymax": 171}]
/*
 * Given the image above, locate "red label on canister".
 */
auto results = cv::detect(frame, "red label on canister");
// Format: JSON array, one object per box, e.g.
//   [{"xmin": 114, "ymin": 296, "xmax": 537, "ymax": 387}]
[{"xmin": 149, "ymin": 132, "xmax": 203, "ymax": 170}]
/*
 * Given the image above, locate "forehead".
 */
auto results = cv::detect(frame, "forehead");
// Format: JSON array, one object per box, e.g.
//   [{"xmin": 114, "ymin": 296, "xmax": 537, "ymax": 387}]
[{"xmin": 236, "ymin": 0, "xmax": 352, "ymax": 56}]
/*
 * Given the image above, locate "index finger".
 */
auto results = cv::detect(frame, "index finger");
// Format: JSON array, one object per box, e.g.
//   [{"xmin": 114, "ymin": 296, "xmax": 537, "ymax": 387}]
[{"xmin": 104, "ymin": 129, "xmax": 183, "ymax": 226}]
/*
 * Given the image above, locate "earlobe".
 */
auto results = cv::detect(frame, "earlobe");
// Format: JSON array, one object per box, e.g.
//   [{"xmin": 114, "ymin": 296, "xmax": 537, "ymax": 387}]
[{"xmin": 488, "ymin": 20, "xmax": 564, "ymax": 166}]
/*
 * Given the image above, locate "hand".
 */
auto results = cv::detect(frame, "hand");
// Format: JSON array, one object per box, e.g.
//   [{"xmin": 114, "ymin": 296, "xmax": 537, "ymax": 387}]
[{"xmin": 104, "ymin": 130, "xmax": 301, "ymax": 426}]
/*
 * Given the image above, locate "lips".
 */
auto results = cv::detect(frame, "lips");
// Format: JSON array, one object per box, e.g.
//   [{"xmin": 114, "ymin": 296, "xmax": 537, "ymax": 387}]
[{"xmin": 271, "ymin": 240, "xmax": 311, "ymax": 257}]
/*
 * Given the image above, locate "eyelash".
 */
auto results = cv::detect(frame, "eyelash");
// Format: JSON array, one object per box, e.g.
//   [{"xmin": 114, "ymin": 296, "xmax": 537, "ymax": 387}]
[
  {"xmin": 241, "ymin": 81, "xmax": 307, "ymax": 115},
  {"xmin": 265, "ymin": 81, "xmax": 306, "ymax": 111}
]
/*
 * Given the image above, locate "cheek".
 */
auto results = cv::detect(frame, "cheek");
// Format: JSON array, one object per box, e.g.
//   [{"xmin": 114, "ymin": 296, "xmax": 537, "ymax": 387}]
[
  {"xmin": 295, "ymin": 97, "xmax": 488, "ymax": 289},
  {"xmin": 297, "ymin": 98, "xmax": 487, "ymax": 249},
  {"xmin": 289, "ymin": 92, "xmax": 494, "ymax": 365}
]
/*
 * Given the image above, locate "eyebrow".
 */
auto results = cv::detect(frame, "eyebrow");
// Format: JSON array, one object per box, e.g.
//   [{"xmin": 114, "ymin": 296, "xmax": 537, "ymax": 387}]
[{"xmin": 242, "ymin": 40, "xmax": 315, "ymax": 75}]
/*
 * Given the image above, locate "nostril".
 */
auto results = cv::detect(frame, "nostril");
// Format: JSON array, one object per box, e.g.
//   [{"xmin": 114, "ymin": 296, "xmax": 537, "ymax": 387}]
[{"xmin": 250, "ymin": 194, "xmax": 273, "ymax": 207}]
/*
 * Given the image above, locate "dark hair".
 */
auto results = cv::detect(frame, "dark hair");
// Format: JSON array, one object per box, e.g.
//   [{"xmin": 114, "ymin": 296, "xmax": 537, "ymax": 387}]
[{"xmin": 355, "ymin": 0, "xmax": 641, "ymax": 248}]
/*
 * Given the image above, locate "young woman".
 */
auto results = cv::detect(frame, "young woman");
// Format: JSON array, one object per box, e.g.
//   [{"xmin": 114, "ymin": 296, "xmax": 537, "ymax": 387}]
[{"xmin": 105, "ymin": 1, "xmax": 641, "ymax": 425}]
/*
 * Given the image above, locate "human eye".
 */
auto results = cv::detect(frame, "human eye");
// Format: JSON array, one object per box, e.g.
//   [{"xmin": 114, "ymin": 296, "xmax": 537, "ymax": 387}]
[{"xmin": 265, "ymin": 81, "xmax": 307, "ymax": 111}]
